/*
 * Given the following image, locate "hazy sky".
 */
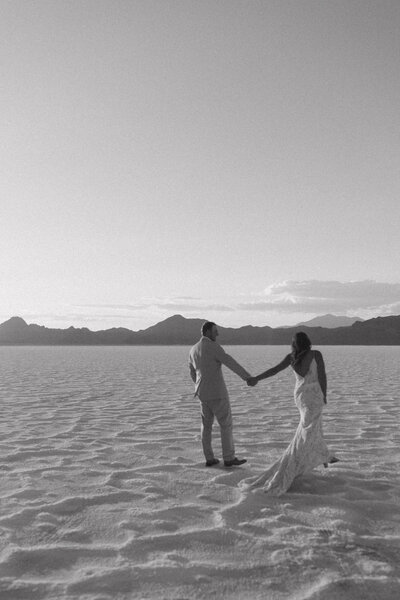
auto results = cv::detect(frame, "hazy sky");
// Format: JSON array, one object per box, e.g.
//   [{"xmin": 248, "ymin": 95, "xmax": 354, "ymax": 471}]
[{"xmin": 2, "ymin": 0, "xmax": 400, "ymax": 330}]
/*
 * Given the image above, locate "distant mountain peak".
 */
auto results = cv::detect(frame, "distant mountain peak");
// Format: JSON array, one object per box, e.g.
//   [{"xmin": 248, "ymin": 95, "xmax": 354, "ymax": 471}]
[
  {"xmin": 296, "ymin": 314, "xmax": 364, "ymax": 329},
  {"xmin": 0, "ymin": 316, "xmax": 28, "ymax": 329},
  {"xmin": 165, "ymin": 314, "xmax": 187, "ymax": 322}
]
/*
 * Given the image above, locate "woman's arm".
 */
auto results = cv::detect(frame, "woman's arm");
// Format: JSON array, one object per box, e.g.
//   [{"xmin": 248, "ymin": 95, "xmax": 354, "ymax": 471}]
[
  {"xmin": 248, "ymin": 354, "xmax": 291, "ymax": 386},
  {"xmin": 315, "ymin": 350, "xmax": 327, "ymax": 403}
]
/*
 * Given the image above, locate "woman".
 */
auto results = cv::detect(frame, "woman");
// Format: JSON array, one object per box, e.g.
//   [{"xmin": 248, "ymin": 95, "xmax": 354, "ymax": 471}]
[{"xmin": 243, "ymin": 332, "xmax": 338, "ymax": 496}]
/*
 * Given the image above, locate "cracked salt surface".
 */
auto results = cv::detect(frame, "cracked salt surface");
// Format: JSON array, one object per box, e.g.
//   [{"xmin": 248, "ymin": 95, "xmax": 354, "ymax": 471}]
[{"xmin": 0, "ymin": 345, "xmax": 399, "ymax": 599}]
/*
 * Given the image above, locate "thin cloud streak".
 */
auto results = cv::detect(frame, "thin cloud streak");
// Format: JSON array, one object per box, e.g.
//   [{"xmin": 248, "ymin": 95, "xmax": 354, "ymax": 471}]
[
  {"xmin": 75, "ymin": 304, "xmax": 148, "ymax": 311},
  {"xmin": 22, "ymin": 313, "xmax": 145, "ymax": 325},
  {"xmin": 74, "ymin": 300, "xmax": 234, "ymax": 313},
  {"xmin": 156, "ymin": 303, "xmax": 233, "ymax": 313}
]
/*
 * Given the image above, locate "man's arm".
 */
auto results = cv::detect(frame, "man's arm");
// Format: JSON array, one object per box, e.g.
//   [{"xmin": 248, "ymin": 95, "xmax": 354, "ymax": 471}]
[
  {"xmin": 189, "ymin": 362, "xmax": 196, "ymax": 383},
  {"xmin": 215, "ymin": 344, "xmax": 250, "ymax": 380}
]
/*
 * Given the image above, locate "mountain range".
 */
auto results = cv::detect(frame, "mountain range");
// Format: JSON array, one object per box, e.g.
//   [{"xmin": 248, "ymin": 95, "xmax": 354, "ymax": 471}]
[
  {"xmin": 295, "ymin": 314, "xmax": 363, "ymax": 328},
  {"xmin": 0, "ymin": 314, "xmax": 400, "ymax": 345}
]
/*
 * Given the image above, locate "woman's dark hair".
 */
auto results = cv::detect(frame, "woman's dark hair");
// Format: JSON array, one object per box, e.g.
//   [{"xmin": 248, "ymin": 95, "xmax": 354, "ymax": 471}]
[{"xmin": 291, "ymin": 331, "xmax": 312, "ymax": 365}]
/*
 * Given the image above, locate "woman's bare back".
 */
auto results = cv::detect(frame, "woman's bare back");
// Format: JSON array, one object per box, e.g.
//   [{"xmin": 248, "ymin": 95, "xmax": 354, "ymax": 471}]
[{"xmin": 291, "ymin": 350, "xmax": 315, "ymax": 377}]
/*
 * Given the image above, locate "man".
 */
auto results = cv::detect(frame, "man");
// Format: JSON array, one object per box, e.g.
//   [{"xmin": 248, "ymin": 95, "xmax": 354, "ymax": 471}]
[{"xmin": 189, "ymin": 321, "xmax": 251, "ymax": 467}]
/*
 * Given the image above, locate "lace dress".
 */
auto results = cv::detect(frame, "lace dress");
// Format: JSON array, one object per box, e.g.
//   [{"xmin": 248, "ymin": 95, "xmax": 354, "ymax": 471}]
[{"xmin": 242, "ymin": 357, "xmax": 330, "ymax": 496}]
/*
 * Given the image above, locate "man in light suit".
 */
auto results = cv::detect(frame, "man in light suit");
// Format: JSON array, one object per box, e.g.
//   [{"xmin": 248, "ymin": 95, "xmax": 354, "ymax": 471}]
[{"xmin": 189, "ymin": 321, "xmax": 251, "ymax": 467}]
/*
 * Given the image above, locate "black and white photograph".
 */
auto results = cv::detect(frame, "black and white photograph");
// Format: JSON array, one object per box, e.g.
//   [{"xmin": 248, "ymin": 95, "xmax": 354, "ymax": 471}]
[{"xmin": 1, "ymin": 1, "xmax": 399, "ymax": 598}]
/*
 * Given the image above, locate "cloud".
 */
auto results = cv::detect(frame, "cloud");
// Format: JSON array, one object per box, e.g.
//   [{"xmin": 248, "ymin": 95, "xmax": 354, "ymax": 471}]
[
  {"xmin": 22, "ymin": 313, "xmax": 144, "ymax": 324},
  {"xmin": 155, "ymin": 302, "xmax": 233, "ymax": 312},
  {"xmin": 74, "ymin": 304, "xmax": 148, "ymax": 311},
  {"xmin": 238, "ymin": 280, "xmax": 400, "ymax": 314},
  {"xmin": 73, "ymin": 299, "xmax": 235, "ymax": 316},
  {"xmin": 170, "ymin": 296, "xmax": 201, "ymax": 301}
]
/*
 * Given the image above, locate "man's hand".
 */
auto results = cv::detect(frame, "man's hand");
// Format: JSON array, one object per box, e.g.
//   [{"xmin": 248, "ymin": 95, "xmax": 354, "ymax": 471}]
[{"xmin": 246, "ymin": 377, "xmax": 258, "ymax": 387}]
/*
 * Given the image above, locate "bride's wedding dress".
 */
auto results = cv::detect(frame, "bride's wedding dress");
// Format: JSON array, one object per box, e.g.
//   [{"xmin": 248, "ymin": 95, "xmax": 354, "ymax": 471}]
[{"xmin": 242, "ymin": 357, "xmax": 332, "ymax": 496}]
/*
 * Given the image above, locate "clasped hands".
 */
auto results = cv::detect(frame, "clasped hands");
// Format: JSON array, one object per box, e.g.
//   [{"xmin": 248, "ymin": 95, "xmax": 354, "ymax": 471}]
[{"xmin": 246, "ymin": 376, "xmax": 258, "ymax": 387}]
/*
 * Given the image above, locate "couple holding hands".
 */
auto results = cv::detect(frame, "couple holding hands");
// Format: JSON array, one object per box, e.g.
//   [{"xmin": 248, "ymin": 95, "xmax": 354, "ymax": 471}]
[{"xmin": 189, "ymin": 321, "xmax": 338, "ymax": 496}]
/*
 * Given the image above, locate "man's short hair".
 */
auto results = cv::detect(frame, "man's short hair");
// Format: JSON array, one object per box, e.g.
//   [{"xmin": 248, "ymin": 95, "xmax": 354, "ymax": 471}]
[{"xmin": 201, "ymin": 321, "xmax": 216, "ymax": 336}]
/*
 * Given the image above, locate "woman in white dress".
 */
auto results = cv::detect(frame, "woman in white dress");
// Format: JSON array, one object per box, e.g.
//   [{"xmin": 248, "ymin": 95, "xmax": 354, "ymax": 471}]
[{"xmin": 244, "ymin": 332, "xmax": 339, "ymax": 496}]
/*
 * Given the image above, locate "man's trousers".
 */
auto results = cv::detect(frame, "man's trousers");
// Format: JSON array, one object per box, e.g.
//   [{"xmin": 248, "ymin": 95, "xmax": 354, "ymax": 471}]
[{"xmin": 199, "ymin": 396, "xmax": 235, "ymax": 462}]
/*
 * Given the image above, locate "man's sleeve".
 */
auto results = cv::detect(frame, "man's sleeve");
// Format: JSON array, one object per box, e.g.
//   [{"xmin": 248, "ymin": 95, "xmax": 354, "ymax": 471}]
[
  {"xmin": 215, "ymin": 344, "xmax": 250, "ymax": 380},
  {"xmin": 188, "ymin": 354, "xmax": 196, "ymax": 382}
]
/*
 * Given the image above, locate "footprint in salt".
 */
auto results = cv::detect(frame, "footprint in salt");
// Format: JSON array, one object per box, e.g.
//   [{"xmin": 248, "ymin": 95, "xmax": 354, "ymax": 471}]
[{"xmin": 175, "ymin": 456, "xmax": 193, "ymax": 464}]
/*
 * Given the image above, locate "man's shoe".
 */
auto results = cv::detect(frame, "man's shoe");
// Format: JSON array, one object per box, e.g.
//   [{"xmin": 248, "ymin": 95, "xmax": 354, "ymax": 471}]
[
  {"xmin": 324, "ymin": 457, "xmax": 340, "ymax": 468},
  {"xmin": 224, "ymin": 457, "xmax": 247, "ymax": 467},
  {"xmin": 205, "ymin": 458, "xmax": 220, "ymax": 467}
]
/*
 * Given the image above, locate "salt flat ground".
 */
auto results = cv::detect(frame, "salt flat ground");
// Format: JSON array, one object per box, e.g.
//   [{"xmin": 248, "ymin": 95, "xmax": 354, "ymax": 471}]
[{"xmin": 0, "ymin": 345, "xmax": 399, "ymax": 600}]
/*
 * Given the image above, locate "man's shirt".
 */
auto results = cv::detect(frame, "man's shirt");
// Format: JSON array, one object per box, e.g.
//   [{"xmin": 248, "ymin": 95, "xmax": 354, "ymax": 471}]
[{"xmin": 189, "ymin": 336, "xmax": 250, "ymax": 401}]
